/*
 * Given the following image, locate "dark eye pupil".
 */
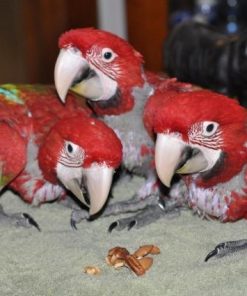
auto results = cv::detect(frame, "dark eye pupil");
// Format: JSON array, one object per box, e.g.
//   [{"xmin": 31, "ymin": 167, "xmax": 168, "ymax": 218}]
[
  {"xmin": 206, "ymin": 124, "xmax": 214, "ymax": 133},
  {"xmin": 104, "ymin": 52, "xmax": 112, "ymax": 60},
  {"xmin": 67, "ymin": 144, "xmax": 73, "ymax": 153}
]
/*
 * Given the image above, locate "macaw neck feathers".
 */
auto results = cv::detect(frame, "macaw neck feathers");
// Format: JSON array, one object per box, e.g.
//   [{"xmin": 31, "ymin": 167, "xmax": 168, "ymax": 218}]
[
  {"xmin": 90, "ymin": 82, "xmax": 153, "ymax": 116},
  {"xmin": 186, "ymin": 165, "xmax": 247, "ymax": 220}
]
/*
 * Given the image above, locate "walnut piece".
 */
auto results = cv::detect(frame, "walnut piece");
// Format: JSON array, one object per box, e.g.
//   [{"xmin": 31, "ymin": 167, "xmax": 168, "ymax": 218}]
[
  {"xmin": 84, "ymin": 265, "xmax": 101, "ymax": 275},
  {"xmin": 133, "ymin": 245, "xmax": 160, "ymax": 259},
  {"xmin": 106, "ymin": 244, "xmax": 160, "ymax": 276}
]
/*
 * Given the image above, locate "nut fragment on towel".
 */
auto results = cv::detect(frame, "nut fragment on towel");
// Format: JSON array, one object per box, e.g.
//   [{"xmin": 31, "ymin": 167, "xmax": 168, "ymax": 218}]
[
  {"xmin": 84, "ymin": 265, "xmax": 101, "ymax": 275},
  {"xmin": 106, "ymin": 245, "xmax": 160, "ymax": 276},
  {"xmin": 133, "ymin": 244, "xmax": 160, "ymax": 259}
]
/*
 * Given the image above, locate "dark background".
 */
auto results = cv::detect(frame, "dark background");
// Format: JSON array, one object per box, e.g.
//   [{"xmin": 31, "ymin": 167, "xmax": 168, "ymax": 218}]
[{"xmin": 0, "ymin": 0, "xmax": 168, "ymax": 84}]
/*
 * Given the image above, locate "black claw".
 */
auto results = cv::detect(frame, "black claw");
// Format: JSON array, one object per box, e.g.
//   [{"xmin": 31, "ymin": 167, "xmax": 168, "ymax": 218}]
[
  {"xmin": 204, "ymin": 243, "xmax": 225, "ymax": 262},
  {"xmin": 23, "ymin": 213, "xmax": 41, "ymax": 232},
  {"xmin": 128, "ymin": 220, "xmax": 137, "ymax": 231},
  {"xmin": 70, "ymin": 219, "xmax": 78, "ymax": 230},
  {"xmin": 108, "ymin": 221, "xmax": 118, "ymax": 233},
  {"xmin": 204, "ymin": 249, "xmax": 218, "ymax": 262}
]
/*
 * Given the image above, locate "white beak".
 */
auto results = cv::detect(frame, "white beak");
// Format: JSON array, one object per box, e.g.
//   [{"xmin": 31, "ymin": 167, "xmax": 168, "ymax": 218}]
[
  {"xmin": 54, "ymin": 48, "xmax": 89, "ymax": 102},
  {"xmin": 84, "ymin": 164, "xmax": 114, "ymax": 216},
  {"xmin": 58, "ymin": 164, "xmax": 114, "ymax": 216},
  {"xmin": 155, "ymin": 133, "xmax": 186, "ymax": 187},
  {"xmin": 155, "ymin": 133, "xmax": 209, "ymax": 187},
  {"xmin": 54, "ymin": 48, "xmax": 118, "ymax": 102}
]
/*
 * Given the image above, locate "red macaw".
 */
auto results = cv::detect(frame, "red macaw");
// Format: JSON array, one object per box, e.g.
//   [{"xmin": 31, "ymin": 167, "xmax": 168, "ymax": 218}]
[
  {"xmin": 0, "ymin": 84, "xmax": 122, "ymax": 230},
  {"xmin": 144, "ymin": 89, "xmax": 247, "ymax": 260},
  {"xmin": 54, "ymin": 28, "xmax": 195, "ymax": 230}
]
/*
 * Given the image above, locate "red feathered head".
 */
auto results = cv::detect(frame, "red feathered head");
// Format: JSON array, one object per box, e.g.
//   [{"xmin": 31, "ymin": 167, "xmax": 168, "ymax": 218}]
[
  {"xmin": 151, "ymin": 90, "xmax": 247, "ymax": 187},
  {"xmin": 55, "ymin": 28, "xmax": 145, "ymax": 115},
  {"xmin": 39, "ymin": 115, "xmax": 122, "ymax": 216}
]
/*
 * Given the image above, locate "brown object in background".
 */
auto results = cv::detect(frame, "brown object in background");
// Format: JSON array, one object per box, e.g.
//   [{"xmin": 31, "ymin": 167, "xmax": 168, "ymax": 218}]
[
  {"xmin": 0, "ymin": 0, "xmax": 168, "ymax": 84},
  {"xmin": 0, "ymin": 0, "xmax": 97, "ymax": 84},
  {"xmin": 126, "ymin": 0, "xmax": 168, "ymax": 72}
]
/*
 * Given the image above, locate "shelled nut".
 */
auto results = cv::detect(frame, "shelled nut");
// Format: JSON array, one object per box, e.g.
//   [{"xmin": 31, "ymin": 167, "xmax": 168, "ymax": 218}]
[
  {"xmin": 84, "ymin": 265, "xmax": 101, "ymax": 275},
  {"xmin": 106, "ymin": 244, "xmax": 160, "ymax": 276}
]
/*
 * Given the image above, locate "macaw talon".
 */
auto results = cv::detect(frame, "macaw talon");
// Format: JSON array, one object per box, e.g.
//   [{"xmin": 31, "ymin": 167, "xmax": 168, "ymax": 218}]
[
  {"xmin": 128, "ymin": 220, "xmax": 137, "ymax": 231},
  {"xmin": 205, "ymin": 242, "xmax": 232, "ymax": 262},
  {"xmin": 108, "ymin": 202, "xmax": 181, "ymax": 233},
  {"xmin": 21, "ymin": 213, "xmax": 41, "ymax": 231},
  {"xmin": 0, "ymin": 206, "xmax": 40, "ymax": 231},
  {"xmin": 204, "ymin": 247, "xmax": 221, "ymax": 262},
  {"xmin": 108, "ymin": 221, "xmax": 118, "ymax": 233},
  {"xmin": 108, "ymin": 219, "xmax": 137, "ymax": 232},
  {"xmin": 204, "ymin": 239, "xmax": 247, "ymax": 262},
  {"xmin": 70, "ymin": 218, "xmax": 78, "ymax": 230},
  {"xmin": 70, "ymin": 208, "xmax": 89, "ymax": 230},
  {"xmin": 157, "ymin": 197, "xmax": 166, "ymax": 210}
]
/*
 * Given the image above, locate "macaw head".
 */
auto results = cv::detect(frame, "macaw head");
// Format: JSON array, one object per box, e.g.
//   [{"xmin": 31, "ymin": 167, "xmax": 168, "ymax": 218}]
[
  {"xmin": 151, "ymin": 90, "xmax": 247, "ymax": 188},
  {"xmin": 0, "ymin": 122, "xmax": 27, "ymax": 190},
  {"xmin": 39, "ymin": 115, "xmax": 122, "ymax": 216},
  {"xmin": 54, "ymin": 28, "xmax": 144, "ymax": 115}
]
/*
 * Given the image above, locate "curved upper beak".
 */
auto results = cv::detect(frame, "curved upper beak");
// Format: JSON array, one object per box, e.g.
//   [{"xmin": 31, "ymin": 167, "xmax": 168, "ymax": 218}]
[
  {"xmin": 55, "ymin": 47, "xmax": 118, "ymax": 103},
  {"xmin": 83, "ymin": 164, "xmax": 114, "ymax": 216},
  {"xmin": 59, "ymin": 164, "xmax": 114, "ymax": 216},
  {"xmin": 155, "ymin": 133, "xmax": 208, "ymax": 187},
  {"xmin": 54, "ymin": 48, "xmax": 89, "ymax": 102}
]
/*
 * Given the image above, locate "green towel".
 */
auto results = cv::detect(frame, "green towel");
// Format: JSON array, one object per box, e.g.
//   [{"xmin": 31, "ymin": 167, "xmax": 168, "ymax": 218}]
[{"xmin": 0, "ymin": 177, "xmax": 247, "ymax": 296}]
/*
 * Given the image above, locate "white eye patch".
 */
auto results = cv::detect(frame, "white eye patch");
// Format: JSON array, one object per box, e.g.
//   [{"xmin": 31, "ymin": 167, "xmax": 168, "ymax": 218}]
[
  {"xmin": 101, "ymin": 48, "xmax": 117, "ymax": 62},
  {"xmin": 202, "ymin": 121, "xmax": 219, "ymax": 137}
]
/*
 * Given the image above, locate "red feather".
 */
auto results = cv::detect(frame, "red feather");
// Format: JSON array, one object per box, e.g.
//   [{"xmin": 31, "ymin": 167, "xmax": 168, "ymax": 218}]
[
  {"xmin": 59, "ymin": 28, "xmax": 145, "ymax": 115},
  {"xmin": 0, "ymin": 84, "xmax": 122, "ymax": 204},
  {"xmin": 146, "ymin": 89, "xmax": 247, "ymax": 221}
]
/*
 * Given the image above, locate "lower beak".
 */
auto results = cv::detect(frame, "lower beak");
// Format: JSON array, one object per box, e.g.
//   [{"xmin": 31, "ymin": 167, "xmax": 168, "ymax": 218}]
[
  {"xmin": 54, "ymin": 48, "xmax": 90, "ymax": 102},
  {"xmin": 155, "ymin": 133, "xmax": 208, "ymax": 187},
  {"xmin": 60, "ymin": 165, "xmax": 114, "ymax": 216}
]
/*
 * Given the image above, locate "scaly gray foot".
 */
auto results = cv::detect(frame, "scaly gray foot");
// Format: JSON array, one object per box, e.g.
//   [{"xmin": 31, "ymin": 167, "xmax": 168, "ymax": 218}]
[
  {"xmin": 70, "ymin": 194, "xmax": 160, "ymax": 229},
  {"xmin": 108, "ymin": 199, "xmax": 181, "ymax": 232},
  {"xmin": 0, "ymin": 205, "xmax": 40, "ymax": 231},
  {"xmin": 70, "ymin": 209, "xmax": 89, "ymax": 229},
  {"xmin": 205, "ymin": 239, "xmax": 247, "ymax": 262}
]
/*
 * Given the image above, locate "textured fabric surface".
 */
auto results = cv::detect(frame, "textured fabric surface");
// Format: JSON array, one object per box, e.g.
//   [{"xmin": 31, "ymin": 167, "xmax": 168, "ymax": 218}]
[{"xmin": 1, "ymin": 177, "xmax": 247, "ymax": 296}]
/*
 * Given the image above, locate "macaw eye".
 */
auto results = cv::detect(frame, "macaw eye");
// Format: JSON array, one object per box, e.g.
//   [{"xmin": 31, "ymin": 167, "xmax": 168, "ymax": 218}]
[
  {"xmin": 67, "ymin": 143, "xmax": 73, "ymax": 153},
  {"xmin": 101, "ymin": 48, "xmax": 117, "ymax": 62},
  {"xmin": 65, "ymin": 141, "xmax": 83, "ymax": 157},
  {"xmin": 59, "ymin": 141, "xmax": 84, "ymax": 167},
  {"xmin": 66, "ymin": 141, "xmax": 80, "ymax": 154},
  {"xmin": 202, "ymin": 121, "xmax": 219, "ymax": 137}
]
